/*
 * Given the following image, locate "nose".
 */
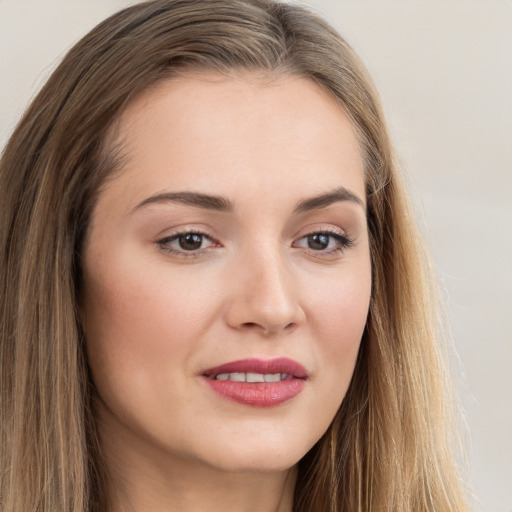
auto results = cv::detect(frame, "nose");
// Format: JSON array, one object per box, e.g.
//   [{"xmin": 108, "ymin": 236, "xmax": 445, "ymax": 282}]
[{"xmin": 223, "ymin": 248, "xmax": 306, "ymax": 336}]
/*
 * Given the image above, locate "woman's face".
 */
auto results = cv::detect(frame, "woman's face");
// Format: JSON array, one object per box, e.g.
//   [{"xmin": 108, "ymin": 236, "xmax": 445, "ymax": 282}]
[{"xmin": 82, "ymin": 73, "xmax": 371, "ymax": 474}]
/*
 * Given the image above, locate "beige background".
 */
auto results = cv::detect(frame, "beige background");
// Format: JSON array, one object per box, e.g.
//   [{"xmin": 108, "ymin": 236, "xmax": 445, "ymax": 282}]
[{"xmin": 1, "ymin": 1, "xmax": 511, "ymax": 511}]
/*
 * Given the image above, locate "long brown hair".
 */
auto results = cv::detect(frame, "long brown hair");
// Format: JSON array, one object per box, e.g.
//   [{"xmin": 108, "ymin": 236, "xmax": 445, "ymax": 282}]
[{"xmin": 0, "ymin": 1, "xmax": 469, "ymax": 510}]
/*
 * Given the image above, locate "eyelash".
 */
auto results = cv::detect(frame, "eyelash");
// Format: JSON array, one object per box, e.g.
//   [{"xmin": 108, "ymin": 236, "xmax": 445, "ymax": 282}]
[{"xmin": 157, "ymin": 229, "xmax": 354, "ymax": 259}]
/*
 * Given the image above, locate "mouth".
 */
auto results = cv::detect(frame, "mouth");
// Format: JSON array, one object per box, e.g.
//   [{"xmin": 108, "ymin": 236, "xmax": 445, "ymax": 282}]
[
  {"xmin": 201, "ymin": 357, "xmax": 308, "ymax": 407},
  {"xmin": 208, "ymin": 372, "xmax": 294, "ymax": 382}
]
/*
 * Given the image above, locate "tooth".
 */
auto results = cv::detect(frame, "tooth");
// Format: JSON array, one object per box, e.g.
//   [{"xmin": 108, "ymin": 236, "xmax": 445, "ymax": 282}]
[
  {"xmin": 246, "ymin": 372, "xmax": 265, "ymax": 383},
  {"xmin": 214, "ymin": 372, "xmax": 289, "ymax": 383}
]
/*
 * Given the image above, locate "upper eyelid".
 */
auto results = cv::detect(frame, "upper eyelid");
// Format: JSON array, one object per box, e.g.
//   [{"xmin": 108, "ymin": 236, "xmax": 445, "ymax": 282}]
[
  {"xmin": 157, "ymin": 226, "xmax": 348, "ymax": 241},
  {"xmin": 293, "ymin": 223, "xmax": 350, "ymax": 240},
  {"xmin": 159, "ymin": 229, "xmax": 213, "ymax": 240},
  {"xmin": 156, "ymin": 225, "xmax": 217, "ymax": 242}
]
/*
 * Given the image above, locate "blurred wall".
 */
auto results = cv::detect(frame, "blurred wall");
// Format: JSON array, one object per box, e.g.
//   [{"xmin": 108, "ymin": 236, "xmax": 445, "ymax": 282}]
[{"xmin": 1, "ymin": 1, "xmax": 511, "ymax": 511}]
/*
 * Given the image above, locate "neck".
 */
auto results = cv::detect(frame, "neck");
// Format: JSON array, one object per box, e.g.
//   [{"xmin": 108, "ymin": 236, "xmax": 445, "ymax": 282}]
[{"xmin": 107, "ymin": 453, "xmax": 297, "ymax": 512}]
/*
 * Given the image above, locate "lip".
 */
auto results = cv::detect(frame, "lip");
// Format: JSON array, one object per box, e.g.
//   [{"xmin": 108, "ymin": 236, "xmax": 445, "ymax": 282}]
[
  {"xmin": 201, "ymin": 357, "xmax": 308, "ymax": 407},
  {"xmin": 202, "ymin": 357, "xmax": 308, "ymax": 378}
]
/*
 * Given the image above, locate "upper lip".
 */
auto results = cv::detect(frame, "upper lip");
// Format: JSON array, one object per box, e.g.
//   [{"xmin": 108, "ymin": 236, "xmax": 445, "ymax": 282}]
[{"xmin": 202, "ymin": 357, "xmax": 308, "ymax": 379}]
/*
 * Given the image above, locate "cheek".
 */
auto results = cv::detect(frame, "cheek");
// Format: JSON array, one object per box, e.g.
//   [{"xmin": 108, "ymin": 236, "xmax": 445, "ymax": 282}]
[
  {"xmin": 304, "ymin": 257, "xmax": 371, "ymax": 396},
  {"xmin": 82, "ymin": 261, "xmax": 216, "ymax": 402},
  {"xmin": 310, "ymin": 259, "xmax": 371, "ymax": 343}
]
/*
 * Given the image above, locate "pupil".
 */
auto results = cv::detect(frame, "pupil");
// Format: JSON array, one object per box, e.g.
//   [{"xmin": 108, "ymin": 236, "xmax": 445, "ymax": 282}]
[
  {"xmin": 308, "ymin": 233, "xmax": 329, "ymax": 250},
  {"xmin": 179, "ymin": 233, "xmax": 202, "ymax": 250}
]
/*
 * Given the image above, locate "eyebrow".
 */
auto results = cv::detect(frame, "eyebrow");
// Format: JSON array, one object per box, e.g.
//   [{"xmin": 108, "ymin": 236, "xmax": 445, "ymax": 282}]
[
  {"xmin": 133, "ymin": 191, "xmax": 234, "ymax": 212},
  {"xmin": 293, "ymin": 187, "xmax": 365, "ymax": 213},
  {"xmin": 132, "ymin": 186, "xmax": 365, "ymax": 214}
]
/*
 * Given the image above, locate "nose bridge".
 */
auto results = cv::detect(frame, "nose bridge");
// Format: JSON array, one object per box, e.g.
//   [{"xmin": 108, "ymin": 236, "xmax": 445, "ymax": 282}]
[
  {"xmin": 225, "ymin": 239, "xmax": 305, "ymax": 334},
  {"xmin": 249, "ymin": 244, "xmax": 293, "ymax": 309}
]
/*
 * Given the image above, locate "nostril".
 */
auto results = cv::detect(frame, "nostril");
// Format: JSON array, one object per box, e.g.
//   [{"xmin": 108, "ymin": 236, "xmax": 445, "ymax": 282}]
[
  {"xmin": 240, "ymin": 322, "xmax": 275, "ymax": 335},
  {"xmin": 239, "ymin": 321, "xmax": 298, "ymax": 336},
  {"xmin": 242, "ymin": 322, "xmax": 259, "ymax": 329}
]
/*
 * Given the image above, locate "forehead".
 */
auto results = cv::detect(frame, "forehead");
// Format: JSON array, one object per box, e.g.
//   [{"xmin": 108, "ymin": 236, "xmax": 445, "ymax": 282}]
[{"xmin": 102, "ymin": 71, "xmax": 365, "ymax": 212}]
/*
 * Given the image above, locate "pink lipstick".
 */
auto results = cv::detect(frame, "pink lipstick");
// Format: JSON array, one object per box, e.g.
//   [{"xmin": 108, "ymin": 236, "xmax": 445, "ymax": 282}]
[{"xmin": 201, "ymin": 357, "xmax": 307, "ymax": 407}]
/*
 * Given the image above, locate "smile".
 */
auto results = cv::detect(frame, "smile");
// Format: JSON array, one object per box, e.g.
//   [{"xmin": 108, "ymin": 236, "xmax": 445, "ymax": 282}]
[
  {"xmin": 202, "ymin": 358, "xmax": 307, "ymax": 407},
  {"xmin": 211, "ymin": 372, "xmax": 291, "ymax": 382}
]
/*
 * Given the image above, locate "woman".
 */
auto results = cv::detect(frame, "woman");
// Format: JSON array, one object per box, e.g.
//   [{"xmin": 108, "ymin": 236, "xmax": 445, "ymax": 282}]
[{"xmin": 0, "ymin": 0, "xmax": 469, "ymax": 510}]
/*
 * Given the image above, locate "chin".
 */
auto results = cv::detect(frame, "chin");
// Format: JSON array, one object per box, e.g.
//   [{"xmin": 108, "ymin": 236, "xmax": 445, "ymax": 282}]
[{"xmin": 188, "ymin": 432, "xmax": 315, "ymax": 474}]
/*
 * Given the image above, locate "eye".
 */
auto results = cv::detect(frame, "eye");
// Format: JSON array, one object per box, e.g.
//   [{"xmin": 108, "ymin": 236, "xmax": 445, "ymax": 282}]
[
  {"xmin": 157, "ymin": 231, "xmax": 218, "ymax": 256},
  {"xmin": 294, "ymin": 231, "xmax": 353, "ymax": 254}
]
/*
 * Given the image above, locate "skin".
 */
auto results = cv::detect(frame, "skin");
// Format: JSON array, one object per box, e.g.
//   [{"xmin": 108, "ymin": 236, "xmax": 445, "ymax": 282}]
[{"xmin": 81, "ymin": 72, "xmax": 372, "ymax": 512}]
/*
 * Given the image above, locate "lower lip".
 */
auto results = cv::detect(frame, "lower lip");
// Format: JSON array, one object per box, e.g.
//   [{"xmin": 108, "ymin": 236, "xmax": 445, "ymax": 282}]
[{"xmin": 204, "ymin": 378, "xmax": 306, "ymax": 407}]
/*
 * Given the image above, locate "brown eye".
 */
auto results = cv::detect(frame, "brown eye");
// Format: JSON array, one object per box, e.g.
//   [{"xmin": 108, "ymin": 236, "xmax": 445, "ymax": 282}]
[
  {"xmin": 307, "ymin": 233, "xmax": 330, "ymax": 250},
  {"xmin": 178, "ymin": 233, "xmax": 203, "ymax": 250},
  {"xmin": 294, "ymin": 230, "xmax": 354, "ymax": 255},
  {"xmin": 158, "ymin": 231, "xmax": 217, "ymax": 256}
]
